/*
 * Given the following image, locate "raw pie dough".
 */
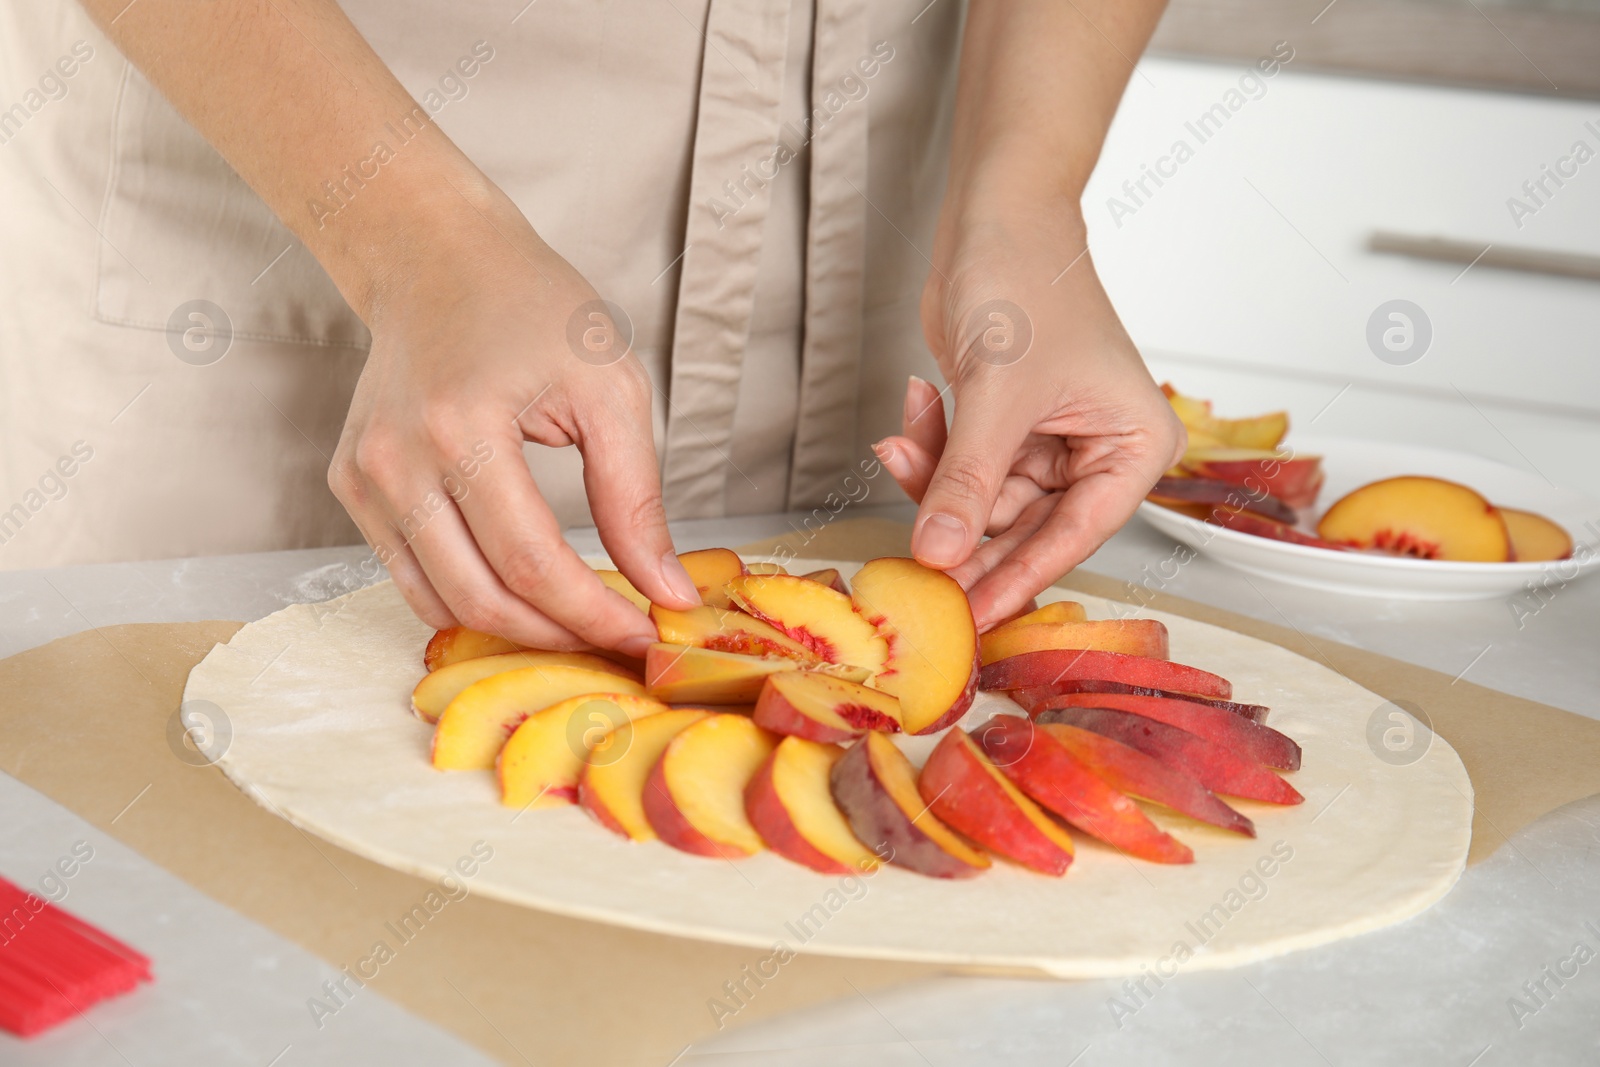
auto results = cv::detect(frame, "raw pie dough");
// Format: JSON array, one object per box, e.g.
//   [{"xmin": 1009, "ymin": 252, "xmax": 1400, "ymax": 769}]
[{"xmin": 185, "ymin": 558, "xmax": 1473, "ymax": 977}]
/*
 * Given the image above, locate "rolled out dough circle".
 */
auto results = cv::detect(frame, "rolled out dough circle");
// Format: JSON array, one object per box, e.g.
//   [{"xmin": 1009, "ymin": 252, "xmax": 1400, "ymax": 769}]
[{"xmin": 185, "ymin": 559, "xmax": 1472, "ymax": 977}]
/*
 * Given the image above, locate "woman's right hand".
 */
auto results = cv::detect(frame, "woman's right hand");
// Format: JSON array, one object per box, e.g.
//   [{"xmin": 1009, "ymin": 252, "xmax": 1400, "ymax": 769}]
[{"xmin": 328, "ymin": 179, "xmax": 701, "ymax": 658}]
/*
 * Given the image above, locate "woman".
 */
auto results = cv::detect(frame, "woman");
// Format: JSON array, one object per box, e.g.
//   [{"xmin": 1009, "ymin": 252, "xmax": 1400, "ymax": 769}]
[{"xmin": 2, "ymin": 0, "xmax": 1181, "ymax": 656}]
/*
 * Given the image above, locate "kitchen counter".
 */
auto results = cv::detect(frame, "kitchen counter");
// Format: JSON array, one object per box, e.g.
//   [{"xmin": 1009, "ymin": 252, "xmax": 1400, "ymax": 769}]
[{"xmin": 3, "ymin": 502, "xmax": 1597, "ymax": 1066}]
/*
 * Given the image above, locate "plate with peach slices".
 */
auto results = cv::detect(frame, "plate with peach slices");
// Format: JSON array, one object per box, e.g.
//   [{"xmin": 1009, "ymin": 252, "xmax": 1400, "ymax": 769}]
[
  {"xmin": 1138, "ymin": 384, "xmax": 1599, "ymax": 600},
  {"xmin": 187, "ymin": 551, "xmax": 1475, "ymax": 977}
]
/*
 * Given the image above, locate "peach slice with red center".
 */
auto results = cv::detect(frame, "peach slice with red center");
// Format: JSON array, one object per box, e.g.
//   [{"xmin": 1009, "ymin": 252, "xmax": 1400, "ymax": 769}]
[
  {"xmin": 431, "ymin": 665, "xmax": 648, "ymax": 770},
  {"xmin": 643, "ymin": 714, "xmax": 779, "ymax": 858},
  {"xmin": 1025, "ymin": 692, "xmax": 1301, "ymax": 771},
  {"xmin": 918, "ymin": 730, "xmax": 1076, "ymax": 875},
  {"xmin": 830, "ymin": 733, "xmax": 990, "ymax": 878},
  {"xmin": 423, "ymin": 627, "xmax": 527, "ymax": 671},
  {"xmin": 1316, "ymin": 476, "xmax": 1510, "ymax": 562},
  {"xmin": 850, "ymin": 557, "xmax": 980, "ymax": 735},
  {"xmin": 800, "ymin": 568, "xmax": 849, "ymax": 594},
  {"xmin": 751, "ymin": 672, "xmax": 903, "ymax": 742},
  {"xmin": 727, "ymin": 574, "xmax": 888, "ymax": 673},
  {"xmin": 971, "ymin": 715, "xmax": 1193, "ymax": 864},
  {"xmin": 644, "ymin": 644, "xmax": 867, "ymax": 704},
  {"xmin": 1498, "ymin": 507, "xmax": 1573, "ymax": 562},
  {"xmin": 580, "ymin": 709, "xmax": 711, "ymax": 840},
  {"xmin": 496, "ymin": 693, "xmax": 670, "ymax": 809},
  {"xmin": 413, "ymin": 650, "xmax": 643, "ymax": 724},
  {"xmin": 649, "ymin": 604, "xmax": 822, "ymax": 665},
  {"xmin": 745, "ymin": 737, "xmax": 881, "ymax": 874},
  {"xmin": 978, "ymin": 619, "xmax": 1170, "ymax": 667},
  {"xmin": 980, "ymin": 648, "xmax": 1232, "ymax": 700},
  {"xmin": 678, "ymin": 548, "xmax": 747, "ymax": 609}
]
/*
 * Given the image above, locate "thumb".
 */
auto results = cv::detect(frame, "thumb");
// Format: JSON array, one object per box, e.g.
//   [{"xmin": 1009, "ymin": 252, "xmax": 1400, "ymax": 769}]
[{"xmin": 911, "ymin": 388, "xmax": 1031, "ymax": 569}]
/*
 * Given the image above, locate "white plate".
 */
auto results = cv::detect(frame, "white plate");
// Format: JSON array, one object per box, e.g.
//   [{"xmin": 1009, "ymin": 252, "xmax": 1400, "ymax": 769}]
[
  {"xmin": 1137, "ymin": 435, "xmax": 1600, "ymax": 600},
  {"xmin": 184, "ymin": 560, "xmax": 1473, "ymax": 978}
]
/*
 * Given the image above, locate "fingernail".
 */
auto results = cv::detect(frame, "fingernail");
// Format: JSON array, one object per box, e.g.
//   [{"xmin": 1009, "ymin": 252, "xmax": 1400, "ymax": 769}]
[
  {"xmin": 905, "ymin": 376, "xmax": 929, "ymax": 422},
  {"xmin": 660, "ymin": 551, "xmax": 702, "ymax": 606},
  {"xmin": 872, "ymin": 440, "xmax": 911, "ymax": 481},
  {"xmin": 618, "ymin": 633, "xmax": 655, "ymax": 660},
  {"xmin": 915, "ymin": 513, "xmax": 967, "ymax": 568}
]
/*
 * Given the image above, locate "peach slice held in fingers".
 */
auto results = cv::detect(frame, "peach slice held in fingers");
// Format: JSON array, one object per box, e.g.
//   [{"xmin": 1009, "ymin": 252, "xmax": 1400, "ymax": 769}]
[
  {"xmin": 972, "ymin": 716, "xmax": 1193, "ymax": 864},
  {"xmin": 988, "ymin": 601, "xmax": 1087, "ymax": 634},
  {"xmin": 643, "ymin": 714, "xmax": 779, "ymax": 858},
  {"xmin": 431, "ymin": 665, "xmax": 648, "ymax": 770},
  {"xmin": 978, "ymin": 619, "xmax": 1170, "ymax": 667},
  {"xmin": 1316, "ymin": 476, "xmax": 1511, "ymax": 562},
  {"xmin": 745, "ymin": 737, "xmax": 881, "ymax": 874},
  {"xmin": 496, "ymin": 693, "xmax": 670, "ymax": 810},
  {"xmin": 1037, "ymin": 721, "xmax": 1254, "ymax": 836},
  {"xmin": 751, "ymin": 672, "xmax": 903, "ymax": 743},
  {"xmin": 1498, "ymin": 507, "xmax": 1573, "ymax": 562},
  {"xmin": 678, "ymin": 548, "xmax": 746, "ymax": 609},
  {"xmin": 423, "ymin": 627, "xmax": 527, "ymax": 671},
  {"xmin": 594, "ymin": 569, "xmax": 652, "ymax": 612},
  {"xmin": 1026, "ymin": 692, "xmax": 1301, "ymax": 771},
  {"xmin": 727, "ymin": 574, "xmax": 889, "ymax": 674},
  {"xmin": 1036, "ymin": 705, "xmax": 1303, "ymax": 805},
  {"xmin": 580, "ymin": 709, "xmax": 711, "ymax": 841},
  {"xmin": 918, "ymin": 730, "xmax": 1076, "ymax": 876},
  {"xmin": 649, "ymin": 605, "xmax": 822, "ymax": 665},
  {"xmin": 413, "ymin": 651, "xmax": 643, "ymax": 724},
  {"xmin": 850, "ymin": 558, "xmax": 980, "ymax": 735},
  {"xmin": 830, "ymin": 733, "xmax": 990, "ymax": 879},
  {"xmin": 980, "ymin": 648, "xmax": 1232, "ymax": 701}
]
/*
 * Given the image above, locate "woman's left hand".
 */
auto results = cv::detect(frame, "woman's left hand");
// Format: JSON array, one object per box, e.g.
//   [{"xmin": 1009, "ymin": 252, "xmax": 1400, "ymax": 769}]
[{"xmin": 874, "ymin": 205, "xmax": 1185, "ymax": 631}]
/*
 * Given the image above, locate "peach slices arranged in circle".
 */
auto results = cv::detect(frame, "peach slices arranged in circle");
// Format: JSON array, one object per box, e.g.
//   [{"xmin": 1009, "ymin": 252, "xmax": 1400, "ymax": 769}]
[{"xmin": 411, "ymin": 550, "xmax": 1303, "ymax": 880}]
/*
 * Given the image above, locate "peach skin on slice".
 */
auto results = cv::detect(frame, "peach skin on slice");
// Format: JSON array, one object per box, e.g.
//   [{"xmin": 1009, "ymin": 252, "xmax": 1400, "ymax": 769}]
[
  {"xmin": 643, "ymin": 714, "xmax": 779, "ymax": 858},
  {"xmin": 980, "ymin": 649, "xmax": 1232, "ymax": 700},
  {"xmin": 413, "ymin": 650, "xmax": 643, "ymax": 724},
  {"xmin": 727, "ymin": 574, "xmax": 889, "ymax": 673},
  {"xmin": 751, "ymin": 672, "xmax": 903, "ymax": 743},
  {"xmin": 745, "ymin": 737, "xmax": 881, "ymax": 874},
  {"xmin": 1184, "ymin": 449, "xmax": 1324, "ymax": 510},
  {"xmin": 978, "ymin": 619, "xmax": 1170, "ymax": 667},
  {"xmin": 431, "ymin": 665, "xmax": 648, "ymax": 770},
  {"xmin": 1036, "ymin": 705, "xmax": 1303, "ymax": 805},
  {"xmin": 646, "ymin": 644, "xmax": 800, "ymax": 704},
  {"xmin": 850, "ymin": 558, "xmax": 980, "ymax": 735},
  {"xmin": 800, "ymin": 568, "xmax": 849, "ymax": 594},
  {"xmin": 1037, "ymin": 722, "xmax": 1254, "ymax": 836},
  {"xmin": 830, "ymin": 733, "xmax": 990, "ymax": 878},
  {"xmin": 1205, "ymin": 507, "xmax": 1348, "ymax": 550},
  {"xmin": 423, "ymin": 627, "xmax": 526, "ymax": 671},
  {"xmin": 987, "ymin": 600, "xmax": 1087, "ymax": 634},
  {"xmin": 579, "ymin": 709, "xmax": 711, "ymax": 841},
  {"xmin": 1317, "ymin": 476, "xmax": 1510, "ymax": 561},
  {"xmin": 972, "ymin": 715, "xmax": 1193, "ymax": 864},
  {"xmin": 649, "ymin": 604, "xmax": 823, "ymax": 665},
  {"xmin": 918, "ymin": 730, "xmax": 1075, "ymax": 875},
  {"xmin": 678, "ymin": 548, "xmax": 747, "ymax": 609},
  {"xmin": 1148, "ymin": 476, "xmax": 1298, "ymax": 525},
  {"xmin": 1011, "ymin": 680, "xmax": 1270, "ymax": 725},
  {"xmin": 1498, "ymin": 507, "xmax": 1573, "ymax": 562},
  {"xmin": 1027, "ymin": 692, "xmax": 1301, "ymax": 771},
  {"xmin": 496, "ymin": 693, "xmax": 671, "ymax": 810}
]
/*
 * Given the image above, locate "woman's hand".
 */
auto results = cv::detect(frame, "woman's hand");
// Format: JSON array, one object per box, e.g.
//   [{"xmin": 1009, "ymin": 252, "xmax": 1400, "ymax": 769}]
[
  {"xmin": 328, "ymin": 182, "xmax": 701, "ymax": 657},
  {"xmin": 875, "ymin": 205, "xmax": 1184, "ymax": 631}
]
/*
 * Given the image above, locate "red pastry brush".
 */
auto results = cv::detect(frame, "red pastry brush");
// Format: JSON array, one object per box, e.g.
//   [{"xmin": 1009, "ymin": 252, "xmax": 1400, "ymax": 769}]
[{"xmin": 0, "ymin": 877, "xmax": 152, "ymax": 1037}]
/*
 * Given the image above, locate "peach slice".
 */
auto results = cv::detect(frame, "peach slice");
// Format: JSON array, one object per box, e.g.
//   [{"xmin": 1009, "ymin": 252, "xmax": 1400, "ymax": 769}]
[
  {"xmin": 988, "ymin": 600, "xmax": 1087, "ymax": 634},
  {"xmin": 744, "ymin": 562, "xmax": 789, "ymax": 576},
  {"xmin": 412, "ymin": 651, "xmax": 643, "ymax": 724},
  {"xmin": 1184, "ymin": 449, "xmax": 1325, "ymax": 510},
  {"xmin": 1012, "ymin": 679, "xmax": 1270, "ymax": 725},
  {"xmin": 1161, "ymin": 383, "xmax": 1288, "ymax": 451},
  {"xmin": 1038, "ymin": 721, "xmax": 1254, "ymax": 836},
  {"xmin": 830, "ymin": 733, "xmax": 990, "ymax": 878},
  {"xmin": 1205, "ymin": 507, "xmax": 1349, "ymax": 550},
  {"xmin": 1027, "ymin": 692, "xmax": 1301, "ymax": 771},
  {"xmin": 751, "ymin": 672, "xmax": 903, "ymax": 743},
  {"xmin": 1148, "ymin": 476, "xmax": 1298, "ymax": 525},
  {"xmin": 649, "ymin": 604, "xmax": 822, "ymax": 664},
  {"xmin": 972, "ymin": 716, "xmax": 1193, "ymax": 864},
  {"xmin": 496, "ymin": 693, "xmax": 670, "ymax": 809},
  {"xmin": 423, "ymin": 627, "xmax": 527, "ymax": 671},
  {"xmin": 727, "ymin": 574, "xmax": 889, "ymax": 673},
  {"xmin": 643, "ymin": 714, "xmax": 779, "ymax": 858},
  {"xmin": 745, "ymin": 737, "xmax": 881, "ymax": 874},
  {"xmin": 579, "ymin": 709, "xmax": 710, "ymax": 840},
  {"xmin": 679, "ymin": 548, "xmax": 746, "ymax": 609},
  {"xmin": 850, "ymin": 557, "xmax": 980, "ymax": 735},
  {"xmin": 978, "ymin": 619, "xmax": 1170, "ymax": 667},
  {"xmin": 1316, "ymin": 476, "xmax": 1511, "ymax": 562},
  {"xmin": 594, "ymin": 569, "xmax": 651, "ymax": 612},
  {"xmin": 918, "ymin": 730, "xmax": 1076, "ymax": 875},
  {"xmin": 800, "ymin": 568, "xmax": 849, "ymax": 594},
  {"xmin": 1498, "ymin": 507, "xmax": 1573, "ymax": 562},
  {"xmin": 645, "ymin": 644, "xmax": 797, "ymax": 704},
  {"xmin": 1037, "ymin": 705, "xmax": 1302, "ymax": 805},
  {"xmin": 431, "ymin": 665, "xmax": 648, "ymax": 770},
  {"xmin": 980, "ymin": 648, "xmax": 1232, "ymax": 700}
]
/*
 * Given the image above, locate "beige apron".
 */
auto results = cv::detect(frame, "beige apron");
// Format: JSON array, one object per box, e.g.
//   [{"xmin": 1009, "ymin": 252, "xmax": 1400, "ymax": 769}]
[{"xmin": 0, "ymin": 0, "xmax": 961, "ymax": 569}]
